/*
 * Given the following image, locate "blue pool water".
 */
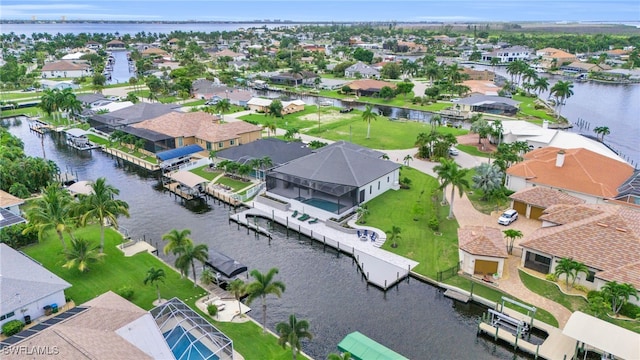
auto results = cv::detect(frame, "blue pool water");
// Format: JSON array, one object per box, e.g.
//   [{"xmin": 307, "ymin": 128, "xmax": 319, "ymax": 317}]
[
  {"xmin": 164, "ymin": 326, "xmax": 217, "ymax": 360},
  {"xmin": 300, "ymin": 197, "xmax": 345, "ymax": 213}
]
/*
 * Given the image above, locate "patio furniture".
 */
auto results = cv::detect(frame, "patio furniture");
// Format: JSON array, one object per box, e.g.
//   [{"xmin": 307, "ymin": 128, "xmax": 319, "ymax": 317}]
[
  {"xmin": 291, "ymin": 210, "xmax": 299, "ymax": 218},
  {"xmin": 309, "ymin": 218, "xmax": 319, "ymax": 224},
  {"xmin": 370, "ymin": 232, "xmax": 377, "ymax": 242},
  {"xmin": 364, "ymin": 229, "xmax": 368, "ymax": 237},
  {"xmin": 357, "ymin": 230, "xmax": 362, "ymax": 237},
  {"xmin": 299, "ymin": 214, "xmax": 310, "ymax": 221}
]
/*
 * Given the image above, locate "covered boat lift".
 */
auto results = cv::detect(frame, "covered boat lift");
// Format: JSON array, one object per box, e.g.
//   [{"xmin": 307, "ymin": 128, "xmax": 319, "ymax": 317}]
[
  {"xmin": 337, "ymin": 331, "xmax": 409, "ymax": 360},
  {"xmin": 204, "ymin": 249, "xmax": 248, "ymax": 283},
  {"xmin": 563, "ymin": 311, "xmax": 640, "ymax": 360}
]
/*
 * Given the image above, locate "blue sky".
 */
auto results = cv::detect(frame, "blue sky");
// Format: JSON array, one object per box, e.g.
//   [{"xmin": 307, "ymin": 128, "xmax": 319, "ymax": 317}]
[{"xmin": 1, "ymin": 0, "xmax": 638, "ymax": 22}]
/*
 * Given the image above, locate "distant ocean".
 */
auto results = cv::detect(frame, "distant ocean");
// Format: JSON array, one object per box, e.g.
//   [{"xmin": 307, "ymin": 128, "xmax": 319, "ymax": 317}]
[{"xmin": 1, "ymin": 22, "xmax": 298, "ymax": 36}]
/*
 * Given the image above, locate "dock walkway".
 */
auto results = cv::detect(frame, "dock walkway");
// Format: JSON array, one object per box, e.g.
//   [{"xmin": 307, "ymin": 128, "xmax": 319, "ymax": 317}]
[{"xmin": 232, "ymin": 202, "xmax": 418, "ymax": 290}]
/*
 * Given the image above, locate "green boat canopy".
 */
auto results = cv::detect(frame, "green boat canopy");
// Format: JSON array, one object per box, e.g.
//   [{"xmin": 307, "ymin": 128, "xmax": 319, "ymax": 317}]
[{"xmin": 337, "ymin": 331, "xmax": 409, "ymax": 360}]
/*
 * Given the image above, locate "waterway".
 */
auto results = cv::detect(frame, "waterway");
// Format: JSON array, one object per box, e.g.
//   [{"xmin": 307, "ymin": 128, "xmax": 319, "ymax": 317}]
[{"xmin": 5, "ymin": 117, "xmax": 533, "ymax": 359}]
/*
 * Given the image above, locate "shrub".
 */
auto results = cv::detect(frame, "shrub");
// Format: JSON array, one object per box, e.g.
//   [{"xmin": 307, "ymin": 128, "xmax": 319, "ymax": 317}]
[
  {"xmin": 545, "ymin": 273, "xmax": 558, "ymax": 282},
  {"xmin": 0, "ymin": 223, "xmax": 38, "ymax": 248},
  {"xmin": 2, "ymin": 320, "xmax": 24, "ymax": 336},
  {"xmin": 117, "ymin": 285, "xmax": 135, "ymax": 300},
  {"xmin": 619, "ymin": 303, "xmax": 640, "ymax": 319},
  {"xmin": 573, "ymin": 284, "xmax": 589, "ymax": 293},
  {"xmin": 207, "ymin": 304, "xmax": 218, "ymax": 317},
  {"xmin": 428, "ymin": 217, "xmax": 439, "ymax": 231}
]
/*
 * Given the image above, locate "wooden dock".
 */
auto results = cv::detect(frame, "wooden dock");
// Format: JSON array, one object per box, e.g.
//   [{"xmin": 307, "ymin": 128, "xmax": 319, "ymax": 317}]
[
  {"xmin": 205, "ymin": 187, "xmax": 241, "ymax": 206},
  {"xmin": 102, "ymin": 147, "xmax": 161, "ymax": 171},
  {"xmin": 444, "ymin": 289, "xmax": 470, "ymax": 303},
  {"xmin": 164, "ymin": 182, "xmax": 200, "ymax": 200},
  {"xmin": 478, "ymin": 322, "xmax": 540, "ymax": 355}
]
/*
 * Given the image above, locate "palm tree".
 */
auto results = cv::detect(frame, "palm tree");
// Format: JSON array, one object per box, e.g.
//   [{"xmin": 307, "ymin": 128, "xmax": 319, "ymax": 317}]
[
  {"xmin": 62, "ymin": 237, "xmax": 105, "ymax": 272},
  {"xmin": 472, "ymin": 163, "xmax": 503, "ymax": 200},
  {"xmin": 77, "ymin": 177, "xmax": 130, "ymax": 253},
  {"xmin": 433, "ymin": 158, "xmax": 470, "ymax": 219},
  {"xmin": 228, "ymin": 279, "xmax": 246, "ymax": 316},
  {"xmin": 144, "ymin": 267, "xmax": 166, "ymax": 304},
  {"xmin": 403, "ymin": 154, "xmax": 413, "ymax": 166},
  {"xmin": 570, "ymin": 261, "xmax": 590, "ymax": 289},
  {"xmin": 246, "ymin": 268, "xmax": 286, "ymax": 333},
  {"xmin": 470, "ymin": 114, "xmax": 489, "ymax": 146},
  {"xmin": 601, "ymin": 281, "xmax": 639, "ymax": 315},
  {"xmin": 388, "ymin": 226, "xmax": 401, "ymax": 248},
  {"xmin": 502, "ymin": 229, "xmax": 523, "ymax": 255},
  {"xmin": 361, "ymin": 105, "xmax": 377, "ymax": 139},
  {"xmin": 533, "ymin": 77, "xmax": 549, "ymax": 97},
  {"xmin": 550, "ymin": 80, "xmax": 574, "ymax": 119},
  {"xmin": 554, "ymin": 257, "xmax": 575, "ymax": 290},
  {"xmin": 214, "ymin": 98, "xmax": 231, "ymax": 121},
  {"xmin": 275, "ymin": 314, "xmax": 313, "ymax": 360},
  {"xmin": 174, "ymin": 243, "xmax": 209, "ymax": 287},
  {"xmin": 260, "ymin": 156, "xmax": 273, "ymax": 180},
  {"xmin": 249, "ymin": 158, "xmax": 261, "ymax": 180},
  {"xmin": 265, "ymin": 122, "xmax": 276, "ymax": 137},
  {"xmin": 593, "ymin": 126, "xmax": 611, "ymax": 142},
  {"xmin": 22, "ymin": 184, "xmax": 75, "ymax": 249},
  {"xmin": 162, "ymin": 228, "xmax": 194, "ymax": 256}
]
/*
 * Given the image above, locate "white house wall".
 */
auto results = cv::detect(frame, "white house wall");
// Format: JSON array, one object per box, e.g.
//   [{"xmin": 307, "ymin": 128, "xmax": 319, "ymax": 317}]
[
  {"xmin": 506, "ymin": 177, "xmax": 602, "ymax": 204},
  {"xmin": 0, "ymin": 291, "xmax": 66, "ymax": 328},
  {"xmin": 358, "ymin": 169, "xmax": 399, "ymax": 204}
]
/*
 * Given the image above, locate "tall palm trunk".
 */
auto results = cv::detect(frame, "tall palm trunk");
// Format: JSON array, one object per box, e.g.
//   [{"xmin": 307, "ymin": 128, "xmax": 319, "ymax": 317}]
[
  {"xmin": 57, "ymin": 230, "xmax": 67, "ymax": 249},
  {"xmin": 261, "ymin": 296, "xmax": 267, "ymax": 333},
  {"xmin": 99, "ymin": 222, "xmax": 105, "ymax": 253},
  {"xmin": 41, "ymin": 135, "xmax": 46, "ymax": 159},
  {"xmin": 366, "ymin": 122, "xmax": 371, "ymax": 139},
  {"xmin": 156, "ymin": 284, "xmax": 161, "ymax": 303},
  {"xmin": 448, "ymin": 186, "xmax": 456, "ymax": 219},
  {"xmin": 191, "ymin": 261, "xmax": 197, "ymax": 287}
]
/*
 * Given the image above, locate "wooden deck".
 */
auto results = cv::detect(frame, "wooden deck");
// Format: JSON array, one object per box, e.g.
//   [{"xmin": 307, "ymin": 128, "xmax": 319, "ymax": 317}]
[
  {"xmin": 102, "ymin": 147, "xmax": 161, "ymax": 171},
  {"xmin": 164, "ymin": 182, "xmax": 199, "ymax": 200}
]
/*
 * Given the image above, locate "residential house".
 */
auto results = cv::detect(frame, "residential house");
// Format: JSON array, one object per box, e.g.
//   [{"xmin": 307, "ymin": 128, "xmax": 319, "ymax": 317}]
[
  {"xmin": 211, "ymin": 89, "xmax": 252, "ymax": 107},
  {"xmin": 41, "ymin": 60, "xmax": 92, "ymax": 78},
  {"xmin": 505, "ymin": 147, "xmax": 634, "ymax": 204},
  {"xmin": 519, "ymin": 203, "xmax": 640, "ymax": 305},
  {"xmin": 282, "ymin": 99, "xmax": 305, "ymax": 114},
  {"xmin": 85, "ymin": 40, "xmax": 102, "ymax": 50},
  {"xmin": 344, "ymin": 61, "xmax": 380, "ymax": 79},
  {"xmin": 247, "ymin": 97, "xmax": 272, "ymax": 113},
  {"xmin": 508, "ymin": 187, "xmax": 585, "ymax": 220},
  {"xmin": 461, "ymin": 68, "xmax": 495, "ymax": 81},
  {"xmin": 0, "ymin": 189, "xmax": 24, "ymax": 215},
  {"xmin": 167, "ymin": 37, "xmax": 180, "ymax": 47},
  {"xmin": 0, "ymin": 243, "xmax": 71, "ymax": 328},
  {"xmin": 106, "ymin": 39, "xmax": 126, "ymax": 51},
  {"xmin": 265, "ymin": 141, "xmax": 400, "ymax": 220},
  {"xmin": 211, "ymin": 49, "xmax": 246, "ymax": 62},
  {"xmin": 536, "ymin": 47, "xmax": 577, "ymax": 69},
  {"xmin": 318, "ymin": 78, "xmax": 350, "ymax": 90},
  {"xmin": 452, "ymin": 95, "xmax": 520, "ymax": 117},
  {"xmin": 458, "ymin": 226, "xmax": 508, "ymax": 278},
  {"xmin": 481, "ymin": 46, "xmax": 531, "ymax": 63},
  {"xmin": 462, "ymin": 80, "xmax": 501, "ymax": 96},
  {"xmin": 88, "ymin": 102, "xmax": 180, "ymax": 133},
  {"xmin": 39, "ymin": 79, "xmax": 80, "ymax": 90},
  {"xmin": 130, "ymin": 111, "xmax": 262, "ymax": 154},
  {"xmin": 269, "ymin": 71, "xmax": 318, "ymax": 86},
  {"xmin": 345, "ymin": 79, "xmax": 396, "ymax": 97},
  {"xmin": 76, "ymin": 93, "xmax": 110, "ymax": 108},
  {"xmin": 560, "ymin": 62, "xmax": 611, "ymax": 74},
  {"xmin": 191, "ymin": 79, "xmax": 226, "ymax": 99},
  {"xmin": 141, "ymin": 47, "xmax": 168, "ymax": 58},
  {"xmin": 495, "ymin": 120, "xmax": 625, "ymax": 162},
  {"xmin": 613, "ymin": 170, "xmax": 640, "ymax": 206}
]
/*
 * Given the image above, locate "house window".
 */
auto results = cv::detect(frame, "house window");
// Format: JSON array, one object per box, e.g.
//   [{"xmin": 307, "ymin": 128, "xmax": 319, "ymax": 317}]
[
  {"xmin": 369, "ymin": 185, "xmax": 372, "ymax": 194},
  {"xmin": 230, "ymin": 140, "xmax": 235, "ymax": 146},
  {"xmin": 378, "ymin": 181, "xmax": 380, "ymax": 190},
  {"xmin": 177, "ymin": 137, "xmax": 183, "ymax": 147},
  {"xmin": 206, "ymin": 142, "xmax": 212, "ymax": 150},
  {"xmin": 387, "ymin": 176, "xmax": 390, "ymax": 183},
  {"xmin": 534, "ymin": 254, "xmax": 551, "ymax": 265},
  {"xmin": 218, "ymin": 142, "xmax": 224, "ymax": 148},
  {"xmin": 586, "ymin": 271, "xmax": 595, "ymax": 283}
]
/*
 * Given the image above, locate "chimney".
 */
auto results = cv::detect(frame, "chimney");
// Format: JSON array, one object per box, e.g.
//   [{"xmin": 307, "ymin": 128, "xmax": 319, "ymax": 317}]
[
  {"xmin": 542, "ymin": 120, "xmax": 549, "ymax": 129},
  {"xmin": 555, "ymin": 150, "xmax": 566, "ymax": 167}
]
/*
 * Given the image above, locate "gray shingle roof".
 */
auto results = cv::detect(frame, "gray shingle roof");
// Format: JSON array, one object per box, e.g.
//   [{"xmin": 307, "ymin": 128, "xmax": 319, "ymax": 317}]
[
  {"xmin": 216, "ymin": 138, "xmax": 313, "ymax": 166},
  {"xmin": 456, "ymin": 95, "xmax": 520, "ymax": 107},
  {"xmin": 0, "ymin": 244, "xmax": 71, "ymax": 315},
  {"xmin": 92, "ymin": 103, "xmax": 180, "ymax": 127},
  {"xmin": 270, "ymin": 141, "xmax": 399, "ymax": 187}
]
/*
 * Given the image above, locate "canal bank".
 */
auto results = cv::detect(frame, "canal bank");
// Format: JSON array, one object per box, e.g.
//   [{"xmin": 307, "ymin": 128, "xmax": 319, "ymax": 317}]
[{"xmin": 6, "ymin": 116, "xmax": 539, "ymax": 359}]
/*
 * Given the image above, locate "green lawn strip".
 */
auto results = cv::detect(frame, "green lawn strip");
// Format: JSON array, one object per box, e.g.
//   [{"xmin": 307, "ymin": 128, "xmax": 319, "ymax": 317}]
[
  {"xmin": 364, "ymin": 167, "xmax": 459, "ymax": 277},
  {"xmin": 190, "ymin": 165, "xmax": 222, "ymax": 181},
  {"xmin": 239, "ymin": 106, "xmax": 319, "ymax": 130},
  {"xmin": 0, "ymin": 92, "xmax": 42, "ymax": 101},
  {"xmin": 456, "ymin": 144, "xmax": 491, "ymax": 158},
  {"xmin": 518, "ymin": 270, "xmax": 588, "ymax": 312},
  {"xmin": 22, "ymin": 226, "xmax": 204, "ymax": 310},
  {"xmin": 110, "ymin": 145, "xmax": 158, "ymax": 164},
  {"xmin": 87, "ymin": 134, "xmax": 109, "ymax": 145},
  {"xmin": 444, "ymin": 276, "xmax": 559, "ymax": 327},
  {"xmin": 215, "ymin": 175, "xmax": 252, "ymax": 192},
  {"xmin": 183, "ymin": 99, "xmax": 206, "ymax": 106},
  {"xmin": 0, "ymin": 107, "xmax": 41, "ymax": 118},
  {"xmin": 306, "ymin": 114, "xmax": 467, "ymax": 150},
  {"xmin": 513, "ymin": 95, "xmax": 555, "ymax": 122}
]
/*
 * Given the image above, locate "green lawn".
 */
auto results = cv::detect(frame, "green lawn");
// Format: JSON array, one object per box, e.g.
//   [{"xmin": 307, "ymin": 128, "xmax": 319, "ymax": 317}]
[
  {"xmin": 518, "ymin": 270, "xmax": 588, "ymax": 312},
  {"xmin": 216, "ymin": 175, "xmax": 252, "ymax": 192},
  {"xmin": 190, "ymin": 165, "xmax": 222, "ymax": 181},
  {"xmin": 306, "ymin": 114, "xmax": 467, "ymax": 150},
  {"xmin": 23, "ymin": 226, "xmax": 205, "ymax": 310},
  {"xmin": 444, "ymin": 276, "xmax": 559, "ymax": 327},
  {"xmin": 87, "ymin": 134, "xmax": 109, "ymax": 145},
  {"xmin": 239, "ymin": 105, "xmax": 319, "ymax": 130},
  {"xmin": 513, "ymin": 95, "xmax": 555, "ymax": 123},
  {"xmin": 0, "ymin": 106, "xmax": 41, "ymax": 118},
  {"xmin": 363, "ymin": 167, "xmax": 459, "ymax": 277},
  {"xmin": 456, "ymin": 144, "xmax": 491, "ymax": 158}
]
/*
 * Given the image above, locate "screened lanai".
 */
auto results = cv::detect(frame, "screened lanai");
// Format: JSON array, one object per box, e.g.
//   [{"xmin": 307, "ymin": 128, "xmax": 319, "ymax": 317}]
[{"xmin": 151, "ymin": 298, "xmax": 234, "ymax": 360}]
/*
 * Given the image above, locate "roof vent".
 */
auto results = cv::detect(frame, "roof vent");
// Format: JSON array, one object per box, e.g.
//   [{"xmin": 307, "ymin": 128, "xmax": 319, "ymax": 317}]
[
  {"xmin": 596, "ymin": 223, "xmax": 609, "ymax": 228},
  {"xmin": 555, "ymin": 150, "xmax": 566, "ymax": 168},
  {"xmin": 615, "ymin": 227, "xmax": 627, "ymax": 232}
]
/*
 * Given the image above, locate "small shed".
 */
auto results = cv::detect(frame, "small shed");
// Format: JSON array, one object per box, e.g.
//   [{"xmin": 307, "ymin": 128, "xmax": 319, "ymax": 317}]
[{"xmin": 458, "ymin": 226, "xmax": 508, "ymax": 278}]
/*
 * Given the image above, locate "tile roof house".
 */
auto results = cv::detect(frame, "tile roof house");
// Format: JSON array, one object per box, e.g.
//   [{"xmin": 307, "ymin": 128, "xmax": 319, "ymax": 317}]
[
  {"xmin": 506, "ymin": 147, "xmax": 634, "ymax": 204},
  {"xmin": 0, "ymin": 189, "xmax": 24, "ymax": 215},
  {"xmin": 0, "ymin": 244, "xmax": 71, "ymax": 328},
  {"xmin": 41, "ymin": 60, "xmax": 92, "ymax": 78},
  {"xmin": 106, "ymin": 39, "xmax": 126, "ymax": 50},
  {"xmin": 131, "ymin": 111, "xmax": 262, "ymax": 153},
  {"xmin": 346, "ymin": 79, "xmax": 396, "ymax": 97},
  {"xmin": 458, "ymin": 226, "xmax": 508, "ymax": 278},
  {"xmin": 264, "ymin": 141, "xmax": 400, "ymax": 219},
  {"xmin": 520, "ymin": 203, "xmax": 640, "ymax": 304},
  {"xmin": 344, "ymin": 61, "xmax": 380, "ymax": 79},
  {"xmin": 509, "ymin": 186, "xmax": 585, "ymax": 220}
]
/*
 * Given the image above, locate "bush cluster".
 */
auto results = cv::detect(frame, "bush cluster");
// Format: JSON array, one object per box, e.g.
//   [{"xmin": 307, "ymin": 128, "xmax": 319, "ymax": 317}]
[{"xmin": 2, "ymin": 320, "xmax": 24, "ymax": 336}]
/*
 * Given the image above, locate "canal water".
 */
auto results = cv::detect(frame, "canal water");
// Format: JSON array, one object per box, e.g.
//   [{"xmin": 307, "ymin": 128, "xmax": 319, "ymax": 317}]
[{"xmin": 5, "ymin": 117, "xmax": 533, "ymax": 359}]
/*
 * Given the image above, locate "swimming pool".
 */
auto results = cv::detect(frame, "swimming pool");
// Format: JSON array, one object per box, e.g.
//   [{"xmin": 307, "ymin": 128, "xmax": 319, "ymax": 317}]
[
  {"xmin": 164, "ymin": 326, "xmax": 218, "ymax": 360},
  {"xmin": 300, "ymin": 197, "xmax": 345, "ymax": 213}
]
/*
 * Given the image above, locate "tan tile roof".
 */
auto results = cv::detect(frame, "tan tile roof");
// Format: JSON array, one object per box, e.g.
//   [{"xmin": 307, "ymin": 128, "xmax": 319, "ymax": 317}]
[
  {"xmin": 0, "ymin": 189, "xmax": 24, "ymax": 208},
  {"xmin": 521, "ymin": 204, "xmax": 640, "ymax": 275},
  {"xmin": 141, "ymin": 47, "xmax": 168, "ymax": 56},
  {"xmin": 42, "ymin": 60, "xmax": 91, "ymax": 72},
  {"xmin": 458, "ymin": 226, "xmax": 508, "ymax": 258},
  {"xmin": 596, "ymin": 261, "xmax": 640, "ymax": 289},
  {"xmin": 539, "ymin": 204, "xmax": 603, "ymax": 224},
  {"xmin": 346, "ymin": 79, "xmax": 396, "ymax": 91},
  {"xmin": 132, "ymin": 111, "xmax": 262, "ymax": 143},
  {"xmin": 510, "ymin": 187, "xmax": 585, "ymax": 209},
  {"xmin": 507, "ymin": 147, "xmax": 634, "ymax": 199}
]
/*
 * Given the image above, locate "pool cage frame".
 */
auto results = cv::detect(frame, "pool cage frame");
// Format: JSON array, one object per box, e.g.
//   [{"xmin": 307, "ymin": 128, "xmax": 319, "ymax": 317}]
[{"xmin": 151, "ymin": 298, "xmax": 234, "ymax": 360}]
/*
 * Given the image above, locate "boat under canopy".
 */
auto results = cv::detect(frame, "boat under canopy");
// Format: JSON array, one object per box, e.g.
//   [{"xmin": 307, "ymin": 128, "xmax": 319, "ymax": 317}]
[{"xmin": 204, "ymin": 249, "xmax": 248, "ymax": 279}]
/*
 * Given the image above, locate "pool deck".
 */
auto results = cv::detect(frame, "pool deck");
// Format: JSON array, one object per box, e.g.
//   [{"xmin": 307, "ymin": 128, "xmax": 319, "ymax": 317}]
[{"xmin": 232, "ymin": 202, "xmax": 418, "ymax": 290}]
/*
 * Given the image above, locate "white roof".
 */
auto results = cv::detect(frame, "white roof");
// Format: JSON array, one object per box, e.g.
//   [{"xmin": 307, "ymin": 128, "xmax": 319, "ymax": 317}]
[
  {"xmin": 247, "ymin": 97, "xmax": 272, "ymax": 106},
  {"xmin": 65, "ymin": 128, "xmax": 89, "ymax": 137},
  {"xmin": 61, "ymin": 52, "xmax": 85, "ymax": 60},
  {"xmin": 563, "ymin": 311, "xmax": 640, "ymax": 360},
  {"xmin": 115, "ymin": 313, "xmax": 175, "ymax": 359},
  {"xmin": 283, "ymin": 99, "xmax": 305, "ymax": 107},
  {"xmin": 67, "ymin": 180, "xmax": 94, "ymax": 195},
  {"xmin": 169, "ymin": 171, "xmax": 208, "ymax": 188},
  {"xmin": 93, "ymin": 101, "xmax": 134, "ymax": 113}
]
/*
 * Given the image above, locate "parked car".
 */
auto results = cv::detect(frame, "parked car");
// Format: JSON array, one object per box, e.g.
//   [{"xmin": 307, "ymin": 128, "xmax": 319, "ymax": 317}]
[
  {"xmin": 205, "ymin": 99, "xmax": 220, "ymax": 105},
  {"xmin": 107, "ymin": 96, "xmax": 120, "ymax": 101},
  {"xmin": 22, "ymin": 87, "xmax": 35, "ymax": 92},
  {"xmin": 498, "ymin": 209, "xmax": 518, "ymax": 226},
  {"xmin": 448, "ymin": 147, "xmax": 459, "ymax": 156},
  {"xmin": 339, "ymin": 108, "xmax": 353, "ymax": 113}
]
